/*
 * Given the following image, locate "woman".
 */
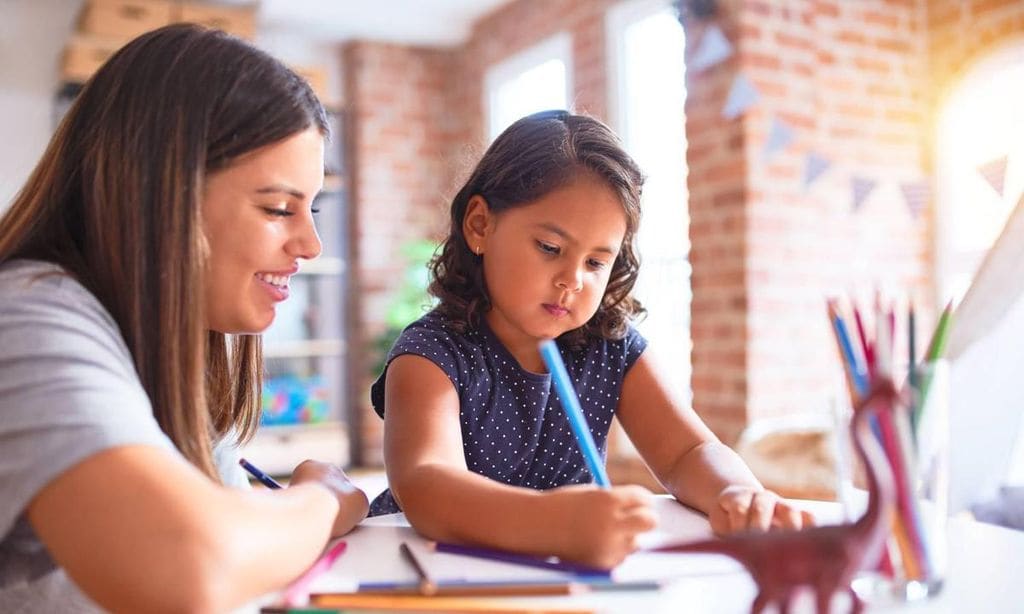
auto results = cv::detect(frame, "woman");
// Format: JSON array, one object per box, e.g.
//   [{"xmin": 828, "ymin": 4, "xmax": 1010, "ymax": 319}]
[{"xmin": 0, "ymin": 24, "xmax": 367, "ymax": 612}]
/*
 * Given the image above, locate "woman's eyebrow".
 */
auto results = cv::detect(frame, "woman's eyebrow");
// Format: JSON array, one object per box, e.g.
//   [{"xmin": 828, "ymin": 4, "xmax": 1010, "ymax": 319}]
[{"xmin": 255, "ymin": 184, "xmax": 306, "ymax": 199}]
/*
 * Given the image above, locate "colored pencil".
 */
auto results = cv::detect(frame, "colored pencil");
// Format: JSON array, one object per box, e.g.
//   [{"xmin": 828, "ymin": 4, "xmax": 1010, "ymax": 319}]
[
  {"xmin": 907, "ymin": 301, "xmax": 917, "ymax": 392},
  {"xmin": 398, "ymin": 542, "xmax": 436, "ymax": 595},
  {"xmin": 538, "ymin": 339, "xmax": 610, "ymax": 487},
  {"xmin": 431, "ymin": 541, "xmax": 611, "ymax": 578},
  {"xmin": 355, "ymin": 578, "xmax": 661, "ymax": 595},
  {"xmin": 357, "ymin": 580, "xmax": 579, "ymax": 597},
  {"xmin": 311, "ymin": 592, "xmax": 595, "ymax": 613},
  {"xmin": 912, "ymin": 301, "xmax": 953, "ymax": 432},
  {"xmin": 282, "ymin": 540, "xmax": 349, "ymax": 607},
  {"xmin": 240, "ymin": 457, "xmax": 283, "ymax": 489},
  {"xmin": 852, "ymin": 304, "xmax": 875, "ymax": 375},
  {"xmin": 826, "ymin": 300, "xmax": 868, "ymax": 399}
]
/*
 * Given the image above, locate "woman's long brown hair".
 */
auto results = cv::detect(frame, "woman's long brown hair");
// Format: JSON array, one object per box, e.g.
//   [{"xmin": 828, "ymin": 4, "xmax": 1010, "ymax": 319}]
[{"xmin": 0, "ymin": 24, "xmax": 327, "ymax": 480}]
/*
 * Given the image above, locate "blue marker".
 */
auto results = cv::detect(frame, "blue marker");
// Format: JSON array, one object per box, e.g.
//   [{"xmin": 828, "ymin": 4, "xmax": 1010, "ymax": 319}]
[
  {"xmin": 239, "ymin": 457, "xmax": 283, "ymax": 489},
  {"xmin": 538, "ymin": 339, "xmax": 611, "ymax": 488}
]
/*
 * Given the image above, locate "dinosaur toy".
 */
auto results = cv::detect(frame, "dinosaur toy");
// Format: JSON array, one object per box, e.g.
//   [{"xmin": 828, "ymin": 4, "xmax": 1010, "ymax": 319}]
[{"xmin": 653, "ymin": 380, "xmax": 898, "ymax": 613}]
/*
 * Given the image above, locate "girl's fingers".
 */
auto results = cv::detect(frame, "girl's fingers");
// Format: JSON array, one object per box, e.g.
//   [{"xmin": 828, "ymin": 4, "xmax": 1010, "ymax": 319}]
[
  {"xmin": 801, "ymin": 509, "xmax": 816, "ymax": 527},
  {"xmin": 725, "ymin": 495, "xmax": 751, "ymax": 533},
  {"xmin": 783, "ymin": 504, "xmax": 804, "ymax": 530},
  {"xmin": 746, "ymin": 491, "xmax": 775, "ymax": 532},
  {"xmin": 770, "ymin": 503, "xmax": 803, "ymax": 530}
]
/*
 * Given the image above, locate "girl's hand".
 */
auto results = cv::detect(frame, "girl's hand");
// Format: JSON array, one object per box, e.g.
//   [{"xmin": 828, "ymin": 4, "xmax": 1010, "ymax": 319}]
[
  {"xmin": 289, "ymin": 460, "xmax": 370, "ymax": 536},
  {"xmin": 549, "ymin": 484, "xmax": 657, "ymax": 569},
  {"xmin": 709, "ymin": 485, "xmax": 815, "ymax": 534}
]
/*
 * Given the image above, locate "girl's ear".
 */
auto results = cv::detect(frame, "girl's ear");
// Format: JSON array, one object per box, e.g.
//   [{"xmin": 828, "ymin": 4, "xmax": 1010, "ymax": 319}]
[{"xmin": 462, "ymin": 195, "xmax": 492, "ymax": 255}]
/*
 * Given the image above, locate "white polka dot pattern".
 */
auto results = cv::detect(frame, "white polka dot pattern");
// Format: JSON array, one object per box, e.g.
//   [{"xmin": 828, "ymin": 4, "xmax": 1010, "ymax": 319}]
[{"xmin": 368, "ymin": 311, "xmax": 647, "ymax": 515}]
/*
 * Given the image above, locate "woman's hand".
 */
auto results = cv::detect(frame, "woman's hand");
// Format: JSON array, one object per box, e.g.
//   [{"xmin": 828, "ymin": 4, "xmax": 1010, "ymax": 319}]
[
  {"xmin": 709, "ymin": 485, "xmax": 815, "ymax": 535},
  {"xmin": 548, "ymin": 484, "xmax": 658, "ymax": 569},
  {"xmin": 289, "ymin": 461, "xmax": 369, "ymax": 536}
]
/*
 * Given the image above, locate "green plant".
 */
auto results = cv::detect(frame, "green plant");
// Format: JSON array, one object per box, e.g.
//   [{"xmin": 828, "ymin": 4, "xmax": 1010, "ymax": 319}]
[{"xmin": 370, "ymin": 239, "xmax": 438, "ymax": 376}]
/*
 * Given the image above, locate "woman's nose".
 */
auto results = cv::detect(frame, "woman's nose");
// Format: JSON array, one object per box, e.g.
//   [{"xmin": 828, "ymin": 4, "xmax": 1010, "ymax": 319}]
[{"xmin": 289, "ymin": 214, "xmax": 322, "ymax": 260}]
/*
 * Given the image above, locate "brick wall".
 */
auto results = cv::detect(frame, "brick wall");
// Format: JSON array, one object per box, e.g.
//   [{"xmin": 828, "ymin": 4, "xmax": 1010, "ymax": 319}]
[
  {"xmin": 343, "ymin": 42, "xmax": 465, "ymax": 464},
  {"xmin": 682, "ymin": 0, "xmax": 935, "ymax": 443}
]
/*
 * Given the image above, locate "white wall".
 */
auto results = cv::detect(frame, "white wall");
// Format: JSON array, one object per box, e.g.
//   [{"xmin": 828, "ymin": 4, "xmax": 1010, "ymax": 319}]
[{"xmin": 0, "ymin": 0, "xmax": 82, "ymax": 212}]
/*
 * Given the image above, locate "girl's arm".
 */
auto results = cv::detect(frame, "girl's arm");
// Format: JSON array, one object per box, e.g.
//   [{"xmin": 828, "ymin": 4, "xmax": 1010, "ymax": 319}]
[
  {"xmin": 27, "ymin": 446, "xmax": 368, "ymax": 613},
  {"xmin": 383, "ymin": 354, "xmax": 656, "ymax": 569},
  {"xmin": 617, "ymin": 352, "xmax": 812, "ymax": 533}
]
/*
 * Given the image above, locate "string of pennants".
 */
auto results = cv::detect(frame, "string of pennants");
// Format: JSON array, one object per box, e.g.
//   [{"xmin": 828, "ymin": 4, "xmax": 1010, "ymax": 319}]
[{"xmin": 685, "ymin": 21, "xmax": 1016, "ymax": 216}]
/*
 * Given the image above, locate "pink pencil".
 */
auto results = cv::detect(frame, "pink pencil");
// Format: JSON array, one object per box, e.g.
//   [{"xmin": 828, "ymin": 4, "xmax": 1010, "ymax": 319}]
[
  {"xmin": 852, "ymin": 303, "xmax": 874, "ymax": 375},
  {"xmin": 282, "ymin": 540, "xmax": 348, "ymax": 606}
]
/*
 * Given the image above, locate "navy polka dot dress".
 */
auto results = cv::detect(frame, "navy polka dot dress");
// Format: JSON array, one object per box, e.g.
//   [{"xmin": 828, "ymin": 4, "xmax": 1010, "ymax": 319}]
[{"xmin": 367, "ymin": 310, "xmax": 647, "ymax": 516}]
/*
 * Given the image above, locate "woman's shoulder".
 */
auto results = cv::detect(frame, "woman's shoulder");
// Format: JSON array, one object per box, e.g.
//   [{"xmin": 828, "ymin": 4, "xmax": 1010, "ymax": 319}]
[
  {"xmin": 0, "ymin": 259, "xmax": 98, "ymax": 308},
  {"xmin": 0, "ymin": 258, "xmax": 125, "ymax": 357}
]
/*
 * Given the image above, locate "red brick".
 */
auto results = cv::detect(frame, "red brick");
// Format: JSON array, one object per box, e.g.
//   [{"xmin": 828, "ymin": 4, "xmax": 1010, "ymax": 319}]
[
  {"xmin": 815, "ymin": 1, "xmax": 840, "ymax": 19},
  {"xmin": 836, "ymin": 29, "xmax": 868, "ymax": 45},
  {"xmin": 744, "ymin": 52, "xmax": 783, "ymax": 71},
  {"xmin": 864, "ymin": 10, "xmax": 900, "ymax": 30}
]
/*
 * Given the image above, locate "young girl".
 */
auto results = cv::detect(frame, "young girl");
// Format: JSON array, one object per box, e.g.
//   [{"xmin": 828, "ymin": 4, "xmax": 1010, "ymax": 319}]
[
  {"xmin": 0, "ymin": 25, "xmax": 367, "ymax": 612},
  {"xmin": 371, "ymin": 110, "xmax": 812, "ymax": 569}
]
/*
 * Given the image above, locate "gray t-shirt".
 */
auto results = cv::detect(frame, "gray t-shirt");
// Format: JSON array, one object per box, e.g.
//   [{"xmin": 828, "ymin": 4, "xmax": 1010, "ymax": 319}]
[{"xmin": 0, "ymin": 260, "xmax": 248, "ymax": 612}]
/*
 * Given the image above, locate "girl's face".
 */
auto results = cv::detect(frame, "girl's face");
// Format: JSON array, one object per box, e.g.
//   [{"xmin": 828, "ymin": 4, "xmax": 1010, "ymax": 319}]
[
  {"xmin": 467, "ymin": 174, "xmax": 627, "ymax": 368},
  {"xmin": 201, "ymin": 128, "xmax": 324, "ymax": 333}
]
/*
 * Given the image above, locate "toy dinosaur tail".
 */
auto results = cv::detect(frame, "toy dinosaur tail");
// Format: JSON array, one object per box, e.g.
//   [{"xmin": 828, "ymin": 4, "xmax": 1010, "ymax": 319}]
[{"xmin": 650, "ymin": 538, "xmax": 743, "ymax": 558}]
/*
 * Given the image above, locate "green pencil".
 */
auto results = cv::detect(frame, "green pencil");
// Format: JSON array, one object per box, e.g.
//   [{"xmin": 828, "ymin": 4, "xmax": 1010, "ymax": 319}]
[{"xmin": 912, "ymin": 301, "xmax": 953, "ymax": 433}]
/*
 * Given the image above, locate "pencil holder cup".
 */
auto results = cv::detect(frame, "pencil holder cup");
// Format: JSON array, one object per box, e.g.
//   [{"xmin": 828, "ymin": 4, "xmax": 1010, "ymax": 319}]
[{"xmin": 855, "ymin": 359, "xmax": 949, "ymax": 604}]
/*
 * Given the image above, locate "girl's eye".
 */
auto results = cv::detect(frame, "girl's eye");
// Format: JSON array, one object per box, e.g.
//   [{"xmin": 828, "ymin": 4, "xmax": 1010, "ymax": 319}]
[
  {"xmin": 263, "ymin": 207, "xmax": 293, "ymax": 217},
  {"xmin": 536, "ymin": 241, "xmax": 560, "ymax": 255},
  {"xmin": 587, "ymin": 259, "xmax": 607, "ymax": 270}
]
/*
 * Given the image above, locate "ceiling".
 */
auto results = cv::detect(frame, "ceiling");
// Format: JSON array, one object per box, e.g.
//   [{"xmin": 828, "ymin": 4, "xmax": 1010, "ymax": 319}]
[{"xmin": 257, "ymin": 0, "xmax": 513, "ymax": 45}]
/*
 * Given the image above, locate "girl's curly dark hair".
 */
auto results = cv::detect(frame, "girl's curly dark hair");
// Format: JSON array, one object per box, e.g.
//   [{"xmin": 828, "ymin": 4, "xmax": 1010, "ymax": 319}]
[{"xmin": 429, "ymin": 110, "xmax": 645, "ymax": 348}]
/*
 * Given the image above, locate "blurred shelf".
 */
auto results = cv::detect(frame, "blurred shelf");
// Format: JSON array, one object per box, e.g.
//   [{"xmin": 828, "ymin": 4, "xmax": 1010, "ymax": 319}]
[
  {"xmin": 297, "ymin": 256, "xmax": 345, "ymax": 275},
  {"xmin": 240, "ymin": 421, "xmax": 350, "ymax": 477},
  {"xmin": 264, "ymin": 339, "xmax": 345, "ymax": 359}
]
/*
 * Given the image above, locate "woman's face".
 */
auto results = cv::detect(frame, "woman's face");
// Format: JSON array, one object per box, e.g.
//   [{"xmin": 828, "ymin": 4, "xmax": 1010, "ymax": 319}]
[{"xmin": 201, "ymin": 127, "xmax": 324, "ymax": 333}]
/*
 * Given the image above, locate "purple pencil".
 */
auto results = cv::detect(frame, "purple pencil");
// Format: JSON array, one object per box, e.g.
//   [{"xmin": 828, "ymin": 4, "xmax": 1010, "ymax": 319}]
[{"xmin": 430, "ymin": 541, "xmax": 611, "ymax": 578}]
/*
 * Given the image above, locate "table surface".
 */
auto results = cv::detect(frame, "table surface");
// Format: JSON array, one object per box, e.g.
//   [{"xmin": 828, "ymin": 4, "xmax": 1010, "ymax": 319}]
[{"xmin": 291, "ymin": 497, "xmax": 1024, "ymax": 613}]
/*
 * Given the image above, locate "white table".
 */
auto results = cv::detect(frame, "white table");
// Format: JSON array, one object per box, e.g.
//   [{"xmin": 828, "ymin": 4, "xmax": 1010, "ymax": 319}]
[{"xmin": 294, "ymin": 497, "xmax": 1024, "ymax": 613}]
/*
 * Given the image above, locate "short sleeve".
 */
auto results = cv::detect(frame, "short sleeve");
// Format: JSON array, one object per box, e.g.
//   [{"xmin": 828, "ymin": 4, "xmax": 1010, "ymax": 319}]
[
  {"xmin": 622, "ymin": 325, "xmax": 648, "ymax": 371},
  {"xmin": 0, "ymin": 262, "xmax": 174, "ymax": 539},
  {"xmin": 369, "ymin": 316, "xmax": 465, "ymax": 418}
]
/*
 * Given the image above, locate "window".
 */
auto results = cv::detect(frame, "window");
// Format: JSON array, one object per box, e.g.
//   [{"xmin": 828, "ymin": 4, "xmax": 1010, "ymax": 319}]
[
  {"xmin": 607, "ymin": 0, "xmax": 690, "ymax": 402},
  {"xmin": 936, "ymin": 41, "xmax": 1024, "ymax": 509},
  {"xmin": 484, "ymin": 34, "xmax": 571, "ymax": 141}
]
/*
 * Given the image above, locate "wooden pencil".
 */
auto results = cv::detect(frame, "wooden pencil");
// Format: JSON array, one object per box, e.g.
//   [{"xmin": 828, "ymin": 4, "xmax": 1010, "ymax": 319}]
[{"xmin": 310, "ymin": 592, "xmax": 594, "ymax": 613}]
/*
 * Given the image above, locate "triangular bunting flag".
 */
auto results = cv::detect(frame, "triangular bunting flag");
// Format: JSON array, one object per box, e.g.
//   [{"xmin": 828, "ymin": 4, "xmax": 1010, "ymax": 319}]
[
  {"xmin": 721, "ymin": 74, "xmax": 759, "ymax": 120},
  {"xmin": 978, "ymin": 155, "xmax": 1009, "ymax": 197},
  {"xmin": 690, "ymin": 24, "xmax": 733, "ymax": 72},
  {"xmin": 852, "ymin": 176, "xmax": 877, "ymax": 211},
  {"xmin": 763, "ymin": 117, "xmax": 795, "ymax": 159},
  {"xmin": 803, "ymin": 151, "xmax": 831, "ymax": 188},
  {"xmin": 900, "ymin": 180, "xmax": 931, "ymax": 219}
]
